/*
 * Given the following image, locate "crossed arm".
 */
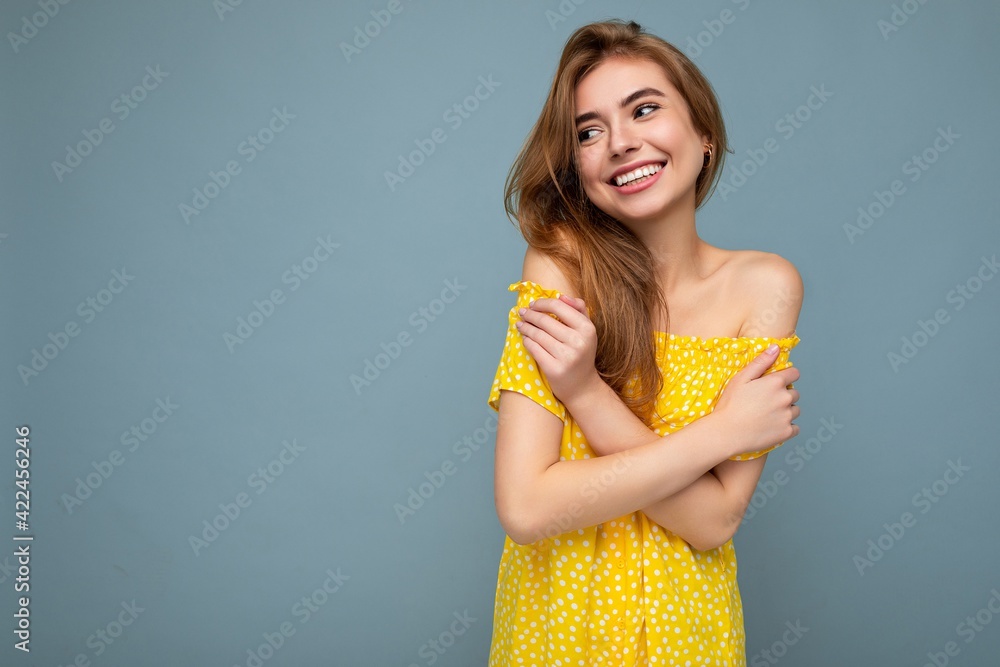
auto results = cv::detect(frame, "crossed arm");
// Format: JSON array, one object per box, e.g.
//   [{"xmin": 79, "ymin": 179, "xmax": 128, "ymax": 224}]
[
  {"xmin": 557, "ymin": 375, "xmax": 769, "ymax": 551},
  {"xmin": 519, "ymin": 247, "xmax": 803, "ymax": 551}
]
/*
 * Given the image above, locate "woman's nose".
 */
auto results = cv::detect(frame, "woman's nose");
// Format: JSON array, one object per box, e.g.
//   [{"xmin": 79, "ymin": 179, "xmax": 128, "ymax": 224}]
[{"xmin": 608, "ymin": 124, "xmax": 641, "ymax": 158}]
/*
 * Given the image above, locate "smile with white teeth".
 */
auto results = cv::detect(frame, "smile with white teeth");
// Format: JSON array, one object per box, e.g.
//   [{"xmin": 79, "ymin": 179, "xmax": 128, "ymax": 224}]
[{"xmin": 612, "ymin": 162, "xmax": 665, "ymax": 187}]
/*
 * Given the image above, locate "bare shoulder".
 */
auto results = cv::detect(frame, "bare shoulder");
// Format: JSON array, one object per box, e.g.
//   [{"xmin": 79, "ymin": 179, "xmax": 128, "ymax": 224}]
[
  {"xmin": 521, "ymin": 239, "xmax": 578, "ymax": 297},
  {"xmin": 730, "ymin": 250, "xmax": 803, "ymax": 294},
  {"xmin": 727, "ymin": 250, "xmax": 803, "ymax": 337}
]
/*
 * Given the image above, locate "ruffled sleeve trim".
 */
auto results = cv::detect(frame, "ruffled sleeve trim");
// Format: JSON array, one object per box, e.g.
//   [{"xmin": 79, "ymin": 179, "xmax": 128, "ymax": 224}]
[{"xmin": 507, "ymin": 280, "xmax": 564, "ymax": 301}]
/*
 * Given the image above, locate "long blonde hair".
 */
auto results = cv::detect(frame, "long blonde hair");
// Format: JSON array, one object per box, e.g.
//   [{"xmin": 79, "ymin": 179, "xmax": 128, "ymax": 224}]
[{"xmin": 503, "ymin": 19, "xmax": 731, "ymax": 423}]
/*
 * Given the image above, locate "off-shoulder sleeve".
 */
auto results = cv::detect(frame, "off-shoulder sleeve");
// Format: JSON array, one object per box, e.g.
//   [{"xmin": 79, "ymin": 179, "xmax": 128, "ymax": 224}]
[
  {"xmin": 487, "ymin": 281, "xmax": 568, "ymax": 423},
  {"xmin": 727, "ymin": 334, "xmax": 801, "ymax": 461}
]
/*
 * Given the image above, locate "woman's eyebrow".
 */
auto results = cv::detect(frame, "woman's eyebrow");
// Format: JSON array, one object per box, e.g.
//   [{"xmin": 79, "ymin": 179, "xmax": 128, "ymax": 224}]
[{"xmin": 575, "ymin": 87, "xmax": 666, "ymax": 125}]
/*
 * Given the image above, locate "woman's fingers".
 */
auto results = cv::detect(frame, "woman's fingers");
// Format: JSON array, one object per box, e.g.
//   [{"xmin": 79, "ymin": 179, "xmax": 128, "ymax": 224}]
[
  {"xmin": 524, "ymin": 296, "xmax": 593, "ymax": 338},
  {"xmin": 515, "ymin": 312, "xmax": 565, "ymax": 359},
  {"xmin": 517, "ymin": 329, "xmax": 557, "ymax": 367},
  {"xmin": 559, "ymin": 294, "xmax": 588, "ymax": 317}
]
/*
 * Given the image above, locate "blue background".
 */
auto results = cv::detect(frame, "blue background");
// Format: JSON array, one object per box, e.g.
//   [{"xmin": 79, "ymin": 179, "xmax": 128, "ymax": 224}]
[{"xmin": 2, "ymin": 0, "xmax": 999, "ymax": 665}]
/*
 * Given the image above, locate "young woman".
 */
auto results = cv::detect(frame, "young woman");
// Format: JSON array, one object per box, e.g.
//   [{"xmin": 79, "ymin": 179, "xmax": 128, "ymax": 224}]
[{"xmin": 486, "ymin": 19, "xmax": 803, "ymax": 666}]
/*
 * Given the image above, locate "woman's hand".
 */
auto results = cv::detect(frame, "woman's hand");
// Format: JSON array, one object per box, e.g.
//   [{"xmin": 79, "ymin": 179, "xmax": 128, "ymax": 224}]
[
  {"xmin": 514, "ymin": 293, "xmax": 601, "ymax": 406},
  {"xmin": 711, "ymin": 346, "xmax": 801, "ymax": 456}
]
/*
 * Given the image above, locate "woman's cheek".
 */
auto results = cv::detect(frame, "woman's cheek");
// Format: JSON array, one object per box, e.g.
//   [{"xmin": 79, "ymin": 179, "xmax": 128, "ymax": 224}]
[{"xmin": 578, "ymin": 153, "xmax": 603, "ymax": 188}]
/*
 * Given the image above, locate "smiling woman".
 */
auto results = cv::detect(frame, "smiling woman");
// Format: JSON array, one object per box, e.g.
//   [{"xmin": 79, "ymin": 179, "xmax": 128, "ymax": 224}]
[
  {"xmin": 486, "ymin": 18, "xmax": 803, "ymax": 666},
  {"xmin": 572, "ymin": 55, "xmax": 719, "ymax": 241}
]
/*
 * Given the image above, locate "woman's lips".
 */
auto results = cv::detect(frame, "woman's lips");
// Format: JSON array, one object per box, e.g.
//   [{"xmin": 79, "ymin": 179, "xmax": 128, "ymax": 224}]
[{"xmin": 609, "ymin": 161, "xmax": 666, "ymax": 193}]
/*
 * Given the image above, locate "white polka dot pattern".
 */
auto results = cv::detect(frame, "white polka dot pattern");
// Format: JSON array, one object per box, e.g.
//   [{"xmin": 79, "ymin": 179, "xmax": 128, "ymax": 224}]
[
  {"xmin": 487, "ymin": 281, "xmax": 801, "ymax": 666},
  {"xmin": 487, "ymin": 281, "xmax": 573, "ymax": 423}
]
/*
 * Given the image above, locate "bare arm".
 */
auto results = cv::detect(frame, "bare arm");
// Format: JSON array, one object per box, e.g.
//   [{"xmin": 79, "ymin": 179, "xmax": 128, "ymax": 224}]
[
  {"xmin": 493, "ymin": 387, "xmax": 742, "ymax": 545},
  {"xmin": 514, "ymin": 247, "xmax": 803, "ymax": 550},
  {"xmin": 558, "ymin": 376, "xmax": 745, "ymax": 551}
]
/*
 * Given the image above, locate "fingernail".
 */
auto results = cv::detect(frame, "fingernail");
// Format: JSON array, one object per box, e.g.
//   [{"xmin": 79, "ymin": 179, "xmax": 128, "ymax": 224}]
[
  {"xmin": 765, "ymin": 343, "xmax": 778, "ymax": 354},
  {"xmin": 518, "ymin": 308, "xmax": 526, "ymax": 316}
]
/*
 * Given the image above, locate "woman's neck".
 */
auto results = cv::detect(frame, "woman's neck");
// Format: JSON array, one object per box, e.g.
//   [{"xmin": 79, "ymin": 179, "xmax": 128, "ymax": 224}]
[{"xmin": 619, "ymin": 202, "xmax": 709, "ymax": 295}]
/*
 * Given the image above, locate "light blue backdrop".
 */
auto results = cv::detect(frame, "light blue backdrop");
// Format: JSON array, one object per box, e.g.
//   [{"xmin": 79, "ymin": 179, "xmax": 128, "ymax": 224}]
[{"xmin": 2, "ymin": 1, "xmax": 999, "ymax": 665}]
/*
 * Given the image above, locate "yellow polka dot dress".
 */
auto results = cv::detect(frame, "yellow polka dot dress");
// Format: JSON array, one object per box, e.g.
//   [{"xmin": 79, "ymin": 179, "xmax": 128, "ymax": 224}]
[{"xmin": 487, "ymin": 281, "xmax": 800, "ymax": 666}]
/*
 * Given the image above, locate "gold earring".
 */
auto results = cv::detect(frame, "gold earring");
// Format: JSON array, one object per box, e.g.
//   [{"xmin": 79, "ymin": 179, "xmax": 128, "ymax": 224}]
[{"xmin": 703, "ymin": 144, "xmax": 713, "ymax": 168}]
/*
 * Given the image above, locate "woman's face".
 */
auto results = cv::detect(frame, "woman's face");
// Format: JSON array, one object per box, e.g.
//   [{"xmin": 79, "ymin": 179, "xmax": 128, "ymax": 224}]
[{"xmin": 573, "ymin": 56, "xmax": 708, "ymax": 225}]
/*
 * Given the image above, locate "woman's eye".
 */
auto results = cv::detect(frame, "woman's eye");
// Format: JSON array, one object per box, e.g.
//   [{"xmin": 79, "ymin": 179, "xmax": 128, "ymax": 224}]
[
  {"xmin": 636, "ymin": 103, "xmax": 659, "ymax": 117},
  {"xmin": 577, "ymin": 128, "xmax": 598, "ymax": 143}
]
